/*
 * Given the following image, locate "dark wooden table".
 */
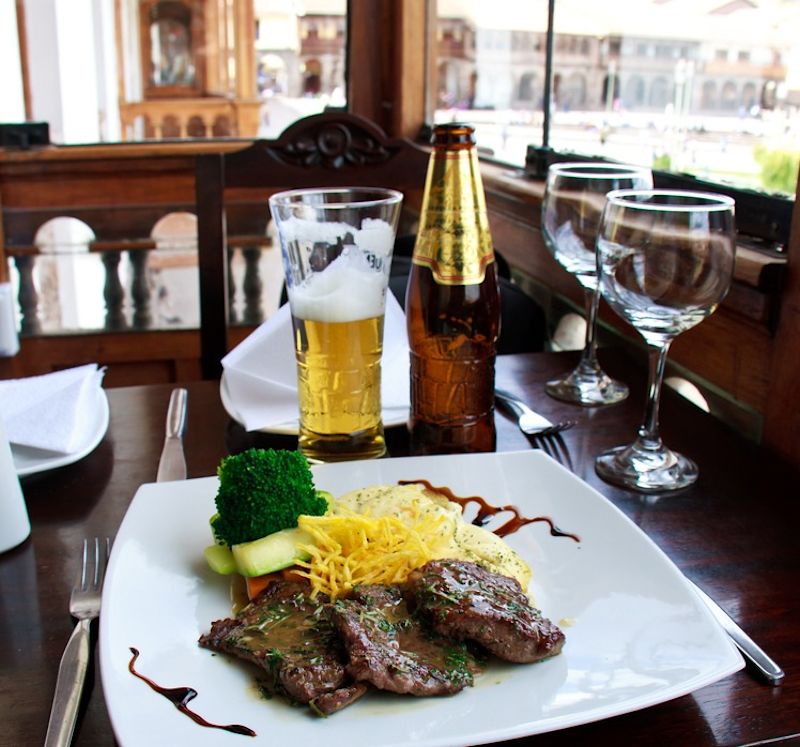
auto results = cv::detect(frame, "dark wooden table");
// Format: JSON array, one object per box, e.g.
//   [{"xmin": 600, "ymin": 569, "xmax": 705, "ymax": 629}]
[{"xmin": 3, "ymin": 350, "xmax": 799, "ymax": 746}]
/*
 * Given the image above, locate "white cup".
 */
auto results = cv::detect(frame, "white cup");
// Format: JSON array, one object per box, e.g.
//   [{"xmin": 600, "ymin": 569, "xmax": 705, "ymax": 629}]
[
  {"xmin": 0, "ymin": 282, "xmax": 20, "ymax": 357},
  {"xmin": 0, "ymin": 419, "xmax": 31, "ymax": 553}
]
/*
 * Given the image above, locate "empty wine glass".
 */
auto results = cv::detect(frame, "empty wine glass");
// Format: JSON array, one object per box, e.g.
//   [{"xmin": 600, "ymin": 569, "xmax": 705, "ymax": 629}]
[
  {"xmin": 595, "ymin": 190, "xmax": 736, "ymax": 492},
  {"xmin": 542, "ymin": 162, "xmax": 653, "ymax": 406}
]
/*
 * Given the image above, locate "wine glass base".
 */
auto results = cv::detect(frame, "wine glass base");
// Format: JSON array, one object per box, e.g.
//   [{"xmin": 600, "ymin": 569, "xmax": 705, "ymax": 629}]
[
  {"xmin": 545, "ymin": 370, "xmax": 629, "ymax": 407},
  {"xmin": 595, "ymin": 442, "xmax": 698, "ymax": 493}
]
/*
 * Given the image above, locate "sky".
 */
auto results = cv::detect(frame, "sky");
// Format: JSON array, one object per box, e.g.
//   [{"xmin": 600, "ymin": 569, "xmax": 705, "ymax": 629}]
[{"xmin": 431, "ymin": 0, "xmax": 798, "ymax": 43}]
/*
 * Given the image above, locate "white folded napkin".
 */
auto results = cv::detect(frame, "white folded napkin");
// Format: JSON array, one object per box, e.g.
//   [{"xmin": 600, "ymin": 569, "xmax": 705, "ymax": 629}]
[
  {"xmin": 222, "ymin": 293, "xmax": 410, "ymax": 432},
  {"xmin": 0, "ymin": 364, "xmax": 105, "ymax": 454}
]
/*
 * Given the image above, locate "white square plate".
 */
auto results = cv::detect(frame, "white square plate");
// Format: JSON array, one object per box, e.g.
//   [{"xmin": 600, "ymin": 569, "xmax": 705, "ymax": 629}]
[{"xmin": 99, "ymin": 450, "xmax": 742, "ymax": 746}]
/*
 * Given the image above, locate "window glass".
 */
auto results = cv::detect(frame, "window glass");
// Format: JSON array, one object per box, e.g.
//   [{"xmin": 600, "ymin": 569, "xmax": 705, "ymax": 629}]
[
  {"xmin": 255, "ymin": 0, "xmax": 347, "ymax": 129},
  {"xmin": 435, "ymin": 2, "xmax": 545, "ymax": 165},
  {"xmin": 435, "ymin": 0, "xmax": 800, "ymax": 196},
  {"xmin": 148, "ymin": 2, "xmax": 195, "ymax": 89},
  {"xmin": 253, "ymin": 2, "xmax": 346, "ymax": 137},
  {"xmin": 6, "ymin": 0, "xmax": 346, "ymax": 144},
  {"xmin": 0, "ymin": 0, "xmax": 25, "ymax": 122}
]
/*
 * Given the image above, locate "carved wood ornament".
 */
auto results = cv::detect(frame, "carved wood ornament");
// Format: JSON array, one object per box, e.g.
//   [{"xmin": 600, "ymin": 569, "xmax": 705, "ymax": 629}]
[{"xmin": 269, "ymin": 119, "xmax": 395, "ymax": 170}]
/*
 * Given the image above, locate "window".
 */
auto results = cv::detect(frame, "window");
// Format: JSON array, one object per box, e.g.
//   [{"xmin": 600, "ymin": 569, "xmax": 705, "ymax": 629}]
[
  {"xmin": 434, "ymin": 0, "xmax": 798, "ymax": 247},
  {"xmin": 4, "ymin": 0, "xmax": 347, "ymax": 144},
  {"xmin": 623, "ymin": 75, "xmax": 645, "ymax": 108},
  {"xmin": 518, "ymin": 72, "xmax": 537, "ymax": 102},
  {"xmin": 146, "ymin": 1, "xmax": 196, "ymax": 91},
  {"xmin": 701, "ymin": 80, "xmax": 718, "ymax": 109}
]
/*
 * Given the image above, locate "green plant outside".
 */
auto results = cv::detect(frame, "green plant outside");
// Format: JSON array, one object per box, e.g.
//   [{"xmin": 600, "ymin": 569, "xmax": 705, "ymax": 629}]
[
  {"xmin": 652, "ymin": 153, "xmax": 672, "ymax": 171},
  {"xmin": 754, "ymin": 146, "xmax": 800, "ymax": 196}
]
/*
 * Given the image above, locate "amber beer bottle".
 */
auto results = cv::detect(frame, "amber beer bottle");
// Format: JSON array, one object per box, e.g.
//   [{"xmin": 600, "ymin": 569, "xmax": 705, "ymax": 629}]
[{"xmin": 406, "ymin": 123, "xmax": 500, "ymax": 454}]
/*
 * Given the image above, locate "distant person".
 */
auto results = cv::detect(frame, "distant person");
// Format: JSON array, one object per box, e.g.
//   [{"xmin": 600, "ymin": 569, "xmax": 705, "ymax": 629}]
[{"xmin": 303, "ymin": 73, "xmax": 321, "ymax": 96}]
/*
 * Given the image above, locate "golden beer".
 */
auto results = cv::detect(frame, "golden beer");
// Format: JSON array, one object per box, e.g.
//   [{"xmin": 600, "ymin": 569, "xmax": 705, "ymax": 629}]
[
  {"xmin": 269, "ymin": 186, "xmax": 403, "ymax": 462},
  {"xmin": 294, "ymin": 314, "xmax": 385, "ymax": 461}
]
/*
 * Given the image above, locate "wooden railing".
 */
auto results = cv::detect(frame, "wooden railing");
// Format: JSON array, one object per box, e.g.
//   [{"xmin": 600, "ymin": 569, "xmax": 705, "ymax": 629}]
[
  {"xmin": 119, "ymin": 98, "xmax": 262, "ymax": 140},
  {"xmin": 0, "ymin": 140, "xmax": 263, "ymax": 385},
  {"xmin": 10, "ymin": 239, "xmax": 271, "ymax": 337}
]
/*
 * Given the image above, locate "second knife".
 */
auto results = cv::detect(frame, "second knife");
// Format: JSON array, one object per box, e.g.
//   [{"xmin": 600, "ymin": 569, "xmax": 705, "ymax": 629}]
[{"xmin": 156, "ymin": 387, "xmax": 188, "ymax": 482}]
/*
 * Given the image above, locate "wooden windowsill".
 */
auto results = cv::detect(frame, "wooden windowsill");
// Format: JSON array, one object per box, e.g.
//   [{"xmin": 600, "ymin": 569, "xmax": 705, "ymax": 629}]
[{"xmin": 479, "ymin": 160, "xmax": 788, "ymax": 294}]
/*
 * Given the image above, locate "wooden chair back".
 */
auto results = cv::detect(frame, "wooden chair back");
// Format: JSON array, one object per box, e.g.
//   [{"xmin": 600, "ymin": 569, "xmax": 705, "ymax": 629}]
[{"xmin": 194, "ymin": 111, "xmax": 431, "ymax": 379}]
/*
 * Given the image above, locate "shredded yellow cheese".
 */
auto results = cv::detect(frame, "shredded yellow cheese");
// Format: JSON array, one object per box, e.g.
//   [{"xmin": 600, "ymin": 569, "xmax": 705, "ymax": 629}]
[{"xmin": 295, "ymin": 499, "xmax": 451, "ymax": 599}]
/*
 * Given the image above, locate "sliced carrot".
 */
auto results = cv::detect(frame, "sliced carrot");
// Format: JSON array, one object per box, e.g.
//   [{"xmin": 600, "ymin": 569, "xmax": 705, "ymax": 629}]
[
  {"xmin": 243, "ymin": 567, "xmax": 307, "ymax": 601},
  {"xmin": 281, "ymin": 567, "xmax": 306, "ymax": 584},
  {"xmin": 245, "ymin": 572, "xmax": 281, "ymax": 600}
]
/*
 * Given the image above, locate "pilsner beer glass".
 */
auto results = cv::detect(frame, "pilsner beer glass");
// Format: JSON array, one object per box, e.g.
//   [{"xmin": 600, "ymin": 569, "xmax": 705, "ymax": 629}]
[{"xmin": 269, "ymin": 187, "xmax": 403, "ymax": 462}]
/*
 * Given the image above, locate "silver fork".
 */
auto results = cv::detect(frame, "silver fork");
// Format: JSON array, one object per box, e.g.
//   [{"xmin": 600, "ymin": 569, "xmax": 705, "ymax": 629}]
[
  {"xmin": 495, "ymin": 388, "xmax": 576, "ymax": 437},
  {"xmin": 45, "ymin": 538, "xmax": 110, "ymax": 747},
  {"xmin": 532, "ymin": 431, "xmax": 575, "ymax": 471}
]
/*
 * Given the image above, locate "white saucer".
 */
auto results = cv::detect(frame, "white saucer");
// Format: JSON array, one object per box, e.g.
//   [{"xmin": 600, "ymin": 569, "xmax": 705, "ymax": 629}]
[
  {"xmin": 220, "ymin": 371, "xmax": 408, "ymax": 435},
  {"xmin": 13, "ymin": 389, "xmax": 110, "ymax": 477}
]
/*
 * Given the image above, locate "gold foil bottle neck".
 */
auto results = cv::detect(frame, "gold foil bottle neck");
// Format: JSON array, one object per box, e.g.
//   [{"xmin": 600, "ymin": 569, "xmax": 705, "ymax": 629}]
[{"xmin": 412, "ymin": 126, "xmax": 495, "ymax": 285}]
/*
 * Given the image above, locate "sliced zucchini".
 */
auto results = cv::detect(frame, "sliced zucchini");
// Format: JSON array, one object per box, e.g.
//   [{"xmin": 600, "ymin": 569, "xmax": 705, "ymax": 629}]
[
  {"xmin": 204, "ymin": 543, "xmax": 237, "ymax": 575},
  {"xmin": 232, "ymin": 526, "xmax": 313, "ymax": 577}
]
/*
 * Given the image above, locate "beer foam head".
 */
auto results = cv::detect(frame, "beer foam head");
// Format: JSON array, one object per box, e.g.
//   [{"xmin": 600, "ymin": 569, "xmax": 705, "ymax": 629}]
[
  {"xmin": 278, "ymin": 215, "xmax": 395, "ymax": 322},
  {"xmin": 353, "ymin": 218, "xmax": 395, "ymax": 257},
  {"xmin": 290, "ymin": 245, "xmax": 388, "ymax": 322},
  {"xmin": 278, "ymin": 216, "xmax": 394, "ymax": 257}
]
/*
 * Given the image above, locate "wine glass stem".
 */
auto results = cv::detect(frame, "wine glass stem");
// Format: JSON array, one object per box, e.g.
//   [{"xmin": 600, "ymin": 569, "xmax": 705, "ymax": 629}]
[
  {"xmin": 637, "ymin": 341, "xmax": 672, "ymax": 450},
  {"xmin": 579, "ymin": 286, "xmax": 601, "ymax": 371}
]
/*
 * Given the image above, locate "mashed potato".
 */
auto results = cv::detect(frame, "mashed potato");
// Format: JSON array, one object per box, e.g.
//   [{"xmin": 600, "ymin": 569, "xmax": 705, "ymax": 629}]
[{"xmin": 334, "ymin": 483, "xmax": 531, "ymax": 590}]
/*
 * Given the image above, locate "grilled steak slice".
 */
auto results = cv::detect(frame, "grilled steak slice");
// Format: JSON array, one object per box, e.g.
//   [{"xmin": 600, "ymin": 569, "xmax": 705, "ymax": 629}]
[
  {"xmin": 199, "ymin": 580, "xmax": 364, "ymax": 710},
  {"xmin": 327, "ymin": 584, "xmax": 482, "ymax": 696},
  {"xmin": 408, "ymin": 559, "xmax": 565, "ymax": 664},
  {"xmin": 309, "ymin": 683, "xmax": 369, "ymax": 716}
]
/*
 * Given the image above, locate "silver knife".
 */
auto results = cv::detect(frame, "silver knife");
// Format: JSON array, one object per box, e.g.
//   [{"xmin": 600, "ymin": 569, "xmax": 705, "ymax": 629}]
[
  {"xmin": 156, "ymin": 388, "xmax": 188, "ymax": 482},
  {"xmin": 690, "ymin": 580, "xmax": 784, "ymax": 686}
]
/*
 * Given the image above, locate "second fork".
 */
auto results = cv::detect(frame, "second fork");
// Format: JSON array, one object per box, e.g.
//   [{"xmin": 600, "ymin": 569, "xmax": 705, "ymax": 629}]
[{"xmin": 495, "ymin": 388, "xmax": 576, "ymax": 437}]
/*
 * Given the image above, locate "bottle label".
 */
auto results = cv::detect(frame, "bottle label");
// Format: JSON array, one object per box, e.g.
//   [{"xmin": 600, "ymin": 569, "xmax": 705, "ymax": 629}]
[{"xmin": 413, "ymin": 151, "xmax": 495, "ymax": 285}]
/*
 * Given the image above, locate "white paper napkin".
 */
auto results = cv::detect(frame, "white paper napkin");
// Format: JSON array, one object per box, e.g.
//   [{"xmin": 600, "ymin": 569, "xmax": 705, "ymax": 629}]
[
  {"xmin": 222, "ymin": 293, "xmax": 410, "ymax": 432},
  {"xmin": 0, "ymin": 364, "xmax": 105, "ymax": 454}
]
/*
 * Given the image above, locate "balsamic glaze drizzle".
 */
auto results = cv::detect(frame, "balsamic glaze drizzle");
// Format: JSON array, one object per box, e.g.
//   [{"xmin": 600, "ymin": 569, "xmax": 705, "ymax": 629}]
[
  {"xmin": 127, "ymin": 647, "xmax": 256, "ymax": 737},
  {"xmin": 400, "ymin": 479, "xmax": 581, "ymax": 543}
]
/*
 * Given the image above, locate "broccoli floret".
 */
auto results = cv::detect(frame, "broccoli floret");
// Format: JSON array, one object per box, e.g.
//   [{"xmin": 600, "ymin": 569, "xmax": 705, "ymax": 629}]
[{"xmin": 210, "ymin": 448, "xmax": 327, "ymax": 546}]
